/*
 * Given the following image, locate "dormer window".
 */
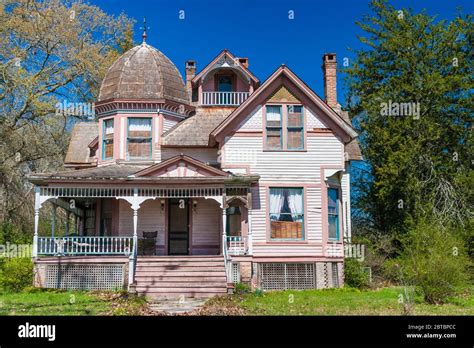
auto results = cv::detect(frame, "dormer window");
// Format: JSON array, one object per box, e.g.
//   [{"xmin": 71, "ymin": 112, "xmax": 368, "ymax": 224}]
[
  {"xmin": 127, "ymin": 118, "xmax": 152, "ymax": 159},
  {"xmin": 102, "ymin": 119, "xmax": 114, "ymax": 160}
]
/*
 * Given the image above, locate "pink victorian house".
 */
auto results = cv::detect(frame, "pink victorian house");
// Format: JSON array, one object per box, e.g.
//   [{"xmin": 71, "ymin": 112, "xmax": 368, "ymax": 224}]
[{"xmin": 28, "ymin": 35, "xmax": 361, "ymax": 299}]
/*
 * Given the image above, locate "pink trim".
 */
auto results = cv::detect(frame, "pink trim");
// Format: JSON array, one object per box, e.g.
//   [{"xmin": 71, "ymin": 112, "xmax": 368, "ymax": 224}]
[
  {"xmin": 320, "ymin": 166, "xmax": 345, "ymax": 248},
  {"xmin": 188, "ymin": 198, "xmax": 193, "ymax": 255},
  {"xmin": 220, "ymin": 164, "xmax": 251, "ymax": 174}
]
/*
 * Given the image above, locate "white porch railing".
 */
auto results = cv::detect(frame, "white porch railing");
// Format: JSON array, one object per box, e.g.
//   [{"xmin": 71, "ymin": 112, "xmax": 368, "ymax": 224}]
[
  {"xmin": 202, "ymin": 92, "xmax": 249, "ymax": 106},
  {"xmin": 227, "ymin": 236, "xmax": 248, "ymax": 256},
  {"xmin": 37, "ymin": 236, "xmax": 134, "ymax": 256}
]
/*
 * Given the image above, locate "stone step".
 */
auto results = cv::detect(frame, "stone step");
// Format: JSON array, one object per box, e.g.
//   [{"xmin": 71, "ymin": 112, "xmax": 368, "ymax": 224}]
[
  {"xmin": 137, "ymin": 257, "xmax": 224, "ymax": 262},
  {"xmin": 135, "ymin": 267, "xmax": 226, "ymax": 273},
  {"xmin": 136, "ymin": 287, "xmax": 227, "ymax": 294}
]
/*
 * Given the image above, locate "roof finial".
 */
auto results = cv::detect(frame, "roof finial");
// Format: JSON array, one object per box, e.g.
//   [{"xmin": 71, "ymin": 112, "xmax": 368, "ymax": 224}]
[{"xmin": 140, "ymin": 17, "xmax": 149, "ymax": 43}]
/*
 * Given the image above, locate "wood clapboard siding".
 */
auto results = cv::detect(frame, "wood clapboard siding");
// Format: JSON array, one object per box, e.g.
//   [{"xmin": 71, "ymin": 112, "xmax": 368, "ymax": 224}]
[
  {"xmin": 341, "ymin": 167, "xmax": 351, "ymax": 240},
  {"xmin": 192, "ymin": 198, "xmax": 221, "ymax": 255},
  {"xmin": 161, "ymin": 148, "xmax": 219, "ymax": 165},
  {"xmin": 223, "ymin": 135, "xmax": 343, "ymax": 183},
  {"xmin": 118, "ymin": 200, "xmax": 166, "ymax": 252},
  {"xmin": 222, "ymin": 105, "xmax": 345, "ymax": 257},
  {"xmin": 163, "ymin": 118, "xmax": 178, "ymax": 133}
]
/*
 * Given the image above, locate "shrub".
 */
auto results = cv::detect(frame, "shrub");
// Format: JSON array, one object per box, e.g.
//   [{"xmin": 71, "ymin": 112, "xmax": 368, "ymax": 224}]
[
  {"xmin": 394, "ymin": 221, "xmax": 471, "ymax": 304},
  {"xmin": 344, "ymin": 258, "xmax": 370, "ymax": 289},
  {"xmin": 0, "ymin": 257, "xmax": 33, "ymax": 292},
  {"xmin": 234, "ymin": 282, "xmax": 251, "ymax": 294}
]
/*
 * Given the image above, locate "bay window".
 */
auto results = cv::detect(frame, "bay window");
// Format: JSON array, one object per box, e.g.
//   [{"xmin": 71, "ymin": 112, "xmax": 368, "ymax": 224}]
[
  {"xmin": 328, "ymin": 187, "xmax": 340, "ymax": 240},
  {"xmin": 127, "ymin": 118, "xmax": 152, "ymax": 159},
  {"xmin": 102, "ymin": 119, "xmax": 114, "ymax": 160},
  {"xmin": 269, "ymin": 187, "xmax": 304, "ymax": 240}
]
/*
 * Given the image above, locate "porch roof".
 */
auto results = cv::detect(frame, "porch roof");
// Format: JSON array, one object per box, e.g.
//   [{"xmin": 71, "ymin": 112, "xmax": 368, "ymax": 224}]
[{"xmin": 27, "ymin": 161, "xmax": 259, "ymax": 185}]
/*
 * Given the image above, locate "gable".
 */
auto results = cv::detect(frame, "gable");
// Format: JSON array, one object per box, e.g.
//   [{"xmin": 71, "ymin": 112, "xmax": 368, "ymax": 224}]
[
  {"xmin": 210, "ymin": 65, "xmax": 358, "ymax": 145},
  {"xmin": 192, "ymin": 49, "xmax": 259, "ymax": 85},
  {"xmin": 133, "ymin": 154, "xmax": 228, "ymax": 178},
  {"xmin": 267, "ymin": 85, "xmax": 300, "ymax": 103}
]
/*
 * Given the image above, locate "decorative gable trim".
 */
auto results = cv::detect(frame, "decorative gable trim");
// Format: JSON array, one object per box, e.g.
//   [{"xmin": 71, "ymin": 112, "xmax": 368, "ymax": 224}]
[
  {"xmin": 191, "ymin": 49, "xmax": 259, "ymax": 85},
  {"xmin": 133, "ymin": 154, "xmax": 229, "ymax": 178},
  {"xmin": 209, "ymin": 65, "xmax": 358, "ymax": 145},
  {"xmin": 267, "ymin": 85, "xmax": 300, "ymax": 103}
]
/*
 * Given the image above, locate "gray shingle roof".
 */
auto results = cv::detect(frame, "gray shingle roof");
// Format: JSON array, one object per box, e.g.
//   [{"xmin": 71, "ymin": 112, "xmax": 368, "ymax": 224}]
[
  {"xmin": 161, "ymin": 107, "xmax": 235, "ymax": 146},
  {"xmin": 98, "ymin": 43, "xmax": 189, "ymax": 104},
  {"xmin": 64, "ymin": 122, "xmax": 99, "ymax": 165}
]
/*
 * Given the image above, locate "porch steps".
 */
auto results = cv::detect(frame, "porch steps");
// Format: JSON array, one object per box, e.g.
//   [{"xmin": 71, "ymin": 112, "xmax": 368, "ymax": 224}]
[{"xmin": 134, "ymin": 256, "xmax": 228, "ymax": 300}]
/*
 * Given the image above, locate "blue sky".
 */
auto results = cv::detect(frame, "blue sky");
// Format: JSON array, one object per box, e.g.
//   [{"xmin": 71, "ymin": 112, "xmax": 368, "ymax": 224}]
[{"xmin": 91, "ymin": 0, "xmax": 472, "ymax": 105}]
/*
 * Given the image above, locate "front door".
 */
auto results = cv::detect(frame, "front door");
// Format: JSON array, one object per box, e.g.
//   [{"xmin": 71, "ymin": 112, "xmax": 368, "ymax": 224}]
[{"xmin": 168, "ymin": 198, "xmax": 189, "ymax": 255}]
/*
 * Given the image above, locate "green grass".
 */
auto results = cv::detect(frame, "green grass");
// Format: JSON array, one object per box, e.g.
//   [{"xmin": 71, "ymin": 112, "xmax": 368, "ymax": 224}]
[
  {"xmin": 0, "ymin": 289, "xmax": 149, "ymax": 316},
  {"xmin": 229, "ymin": 286, "xmax": 474, "ymax": 315}
]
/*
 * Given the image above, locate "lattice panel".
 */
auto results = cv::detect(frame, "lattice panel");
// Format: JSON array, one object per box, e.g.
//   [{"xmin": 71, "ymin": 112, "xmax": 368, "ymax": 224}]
[
  {"xmin": 331, "ymin": 262, "xmax": 339, "ymax": 288},
  {"xmin": 46, "ymin": 264, "xmax": 124, "ymax": 290},
  {"xmin": 231, "ymin": 263, "xmax": 241, "ymax": 284},
  {"xmin": 258, "ymin": 263, "xmax": 316, "ymax": 290}
]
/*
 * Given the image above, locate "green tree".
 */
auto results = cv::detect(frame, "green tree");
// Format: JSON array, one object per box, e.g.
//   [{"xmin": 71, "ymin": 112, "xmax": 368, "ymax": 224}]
[
  {"xmin": 0, "ymin": 0, "xmax": 134, "ymax": 229},
  {"xmin": 345, "ymin": 0, "xmax": 473, "ymax": 236}
]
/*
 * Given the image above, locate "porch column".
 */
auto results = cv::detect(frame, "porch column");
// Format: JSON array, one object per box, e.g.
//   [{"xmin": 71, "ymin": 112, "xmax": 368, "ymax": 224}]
[
  {"xmin": 222, "ymin": 197, "xmax": 227, "ymax": 257},
  {"xmin": 33, "ymin": 187, "xmax": 40, "ymax": 258},
  {"xmin": 74, "ymin": 214, "xmax": 78, "ymax": 235}
]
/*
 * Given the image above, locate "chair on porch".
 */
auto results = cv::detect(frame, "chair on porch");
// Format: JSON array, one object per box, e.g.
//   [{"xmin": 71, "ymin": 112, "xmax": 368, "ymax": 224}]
[{"xmin": 140, "ymin": 231, "xmax": 158, "ymax": 256}]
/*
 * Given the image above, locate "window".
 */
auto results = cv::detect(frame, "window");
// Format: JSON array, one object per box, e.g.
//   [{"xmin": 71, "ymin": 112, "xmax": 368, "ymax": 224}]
[
  {"xmin": 217, "ymin": 75, "xmax": 233, "ymax": 92},
  {"xmin": 269, "ymin": 188, "xmax": 304, "ymax": 240},
  {"xmin": 102, "ymin": 119, "xmax": 114, "ymax": 160},
  {"xmin": 328, "ymin": 188, "xmax": 340, "ymax": 240},
  {"xmin": 265, "ymin": 104, "xmax": 304, "ymax": 150},
  {"xmin": 287, "ymin": 105, "xmax": 304, "ymax": 149},
  {"xmin": 265, "ymin": 106, "xmax": 282, "ymax": 150},
  {"xmin": 127, "ymin": 118, "xmax": 152, "ymax": 159}
]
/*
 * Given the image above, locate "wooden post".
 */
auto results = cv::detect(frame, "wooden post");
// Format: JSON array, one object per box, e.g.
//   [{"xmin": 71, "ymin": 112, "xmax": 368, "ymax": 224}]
[
  {"xmin": 33, "ymin": 187, "xmax": 40, "ymax": 258},
  {"xmin": 247, "ymin": 210, "xmax": 253, "ymax": 255},
  {"xmin": 65, "ymin": 211, "xmax": 70, "ymax": 237}
]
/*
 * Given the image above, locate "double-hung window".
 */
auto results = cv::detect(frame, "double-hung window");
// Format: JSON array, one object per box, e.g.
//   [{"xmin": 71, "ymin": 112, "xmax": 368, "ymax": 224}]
[
  {"xmin": 102, "ymin": 119, "xmax": 114, "ymax": 160},
  {"xmin": 265, "ymin": 105, "xmax": 282, "ymax": 150},
  {"xmin": 328, "ymin": 188, "xmax": 340, "ymax": 240},
  {"xmin": 127, "ymin": 118, "xmax": 152, "ymax": 159},
  {"xmin": 287, "ymin": 105, "xmax": 304, "ymax": 149},
  {"xmin": 269, "ymin": 187, "xmax": 304, "ymax": 240},
  {"xmin": 265, "ymin": 104, "xmax": 304, "ymax": 150}
]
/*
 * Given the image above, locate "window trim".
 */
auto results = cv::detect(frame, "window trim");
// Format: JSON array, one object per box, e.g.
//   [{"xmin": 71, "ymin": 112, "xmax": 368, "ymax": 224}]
[
  {"xmin": 286, "ymin": 105, "xmax": 304, "ymax": 150},
  {"xmin": 126, "ymin": 117, "xmax": 153, "ymax": 160},
  {"xmin": 263, "ymin": 103, "xmax": 306, "ymax": 151},
  {"xmin": 327, "ymin": 186, "xmax": 341, "ymax": 241},
  {"xmin": 102, "ymin": 118, "xmax": 114, "ymax": 160},
  {"xmin": 214, "ymin": 73, "xmax": 236, "ymax": 92},
  {"xmin": 265, "ymin": 105, "xmax": 283, "ymax": 150},
  {"xmin": 268, "ymin": 186, "xmax": 305, "ymax": 242}
]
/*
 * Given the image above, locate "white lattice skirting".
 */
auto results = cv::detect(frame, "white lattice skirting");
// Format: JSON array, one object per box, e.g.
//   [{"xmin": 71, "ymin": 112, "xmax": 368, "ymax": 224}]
[{"xmin": 45, "ymin": 264, "xmax": 125, "ymax": 290}]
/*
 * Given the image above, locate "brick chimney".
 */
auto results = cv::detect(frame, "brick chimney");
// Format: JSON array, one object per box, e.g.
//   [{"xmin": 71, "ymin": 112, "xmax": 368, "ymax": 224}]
[
  {"xmin": 322, "ymin": 53, "xmax": 338, "ymax": 109},
  {"xmin": 185, "ymin": 60, "xmax": 196, "ymax": 102},
  {"xmin": 237, "ymin": 57, "xmax": 249, "ymax": 69}
]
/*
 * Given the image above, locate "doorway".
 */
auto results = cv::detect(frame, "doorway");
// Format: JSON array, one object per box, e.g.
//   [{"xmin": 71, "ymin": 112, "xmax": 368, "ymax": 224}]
[{"xmin": 168, "ymin": 198, "xmax": 189, "ymax": 255}]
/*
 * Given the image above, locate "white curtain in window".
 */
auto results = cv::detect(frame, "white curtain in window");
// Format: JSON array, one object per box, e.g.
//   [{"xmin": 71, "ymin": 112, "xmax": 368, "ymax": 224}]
[
  {"xmin": 269, "ymin": 188, "xmax": 285, "ymax": 219},
  {"xmin": 266, "ymin": 106, "xmax": 281, "ymax": 122},
  {"xmin": 104, "ymin": 120, "xmax": 114, "ymax": 134},
  {"xmin": 287, "ymin": 189, "xmax": 303, "ymax": 220},
  {"xmin": 129, "ymin": 118, "xmax": 151, "ymax": 131}
]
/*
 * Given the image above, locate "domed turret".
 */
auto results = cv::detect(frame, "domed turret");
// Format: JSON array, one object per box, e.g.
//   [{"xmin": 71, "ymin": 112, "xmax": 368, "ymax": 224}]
[{"xmin": 98, "ymin": 43, "xmax": 189, "ymax": 104}]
